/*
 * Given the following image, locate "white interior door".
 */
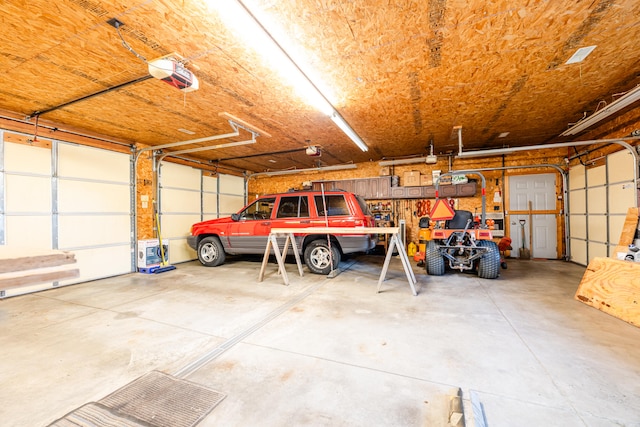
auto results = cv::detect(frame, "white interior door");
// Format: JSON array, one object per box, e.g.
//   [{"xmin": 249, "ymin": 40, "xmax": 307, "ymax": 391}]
[{"xmin": 509, "ymin": 173, "xmax": 558, "ymax": 259}]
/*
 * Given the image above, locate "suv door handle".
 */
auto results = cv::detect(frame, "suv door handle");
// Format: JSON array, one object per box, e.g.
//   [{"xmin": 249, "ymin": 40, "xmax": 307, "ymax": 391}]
[{"xmin": 261, "ymin": 222, "xmax": 271, "ymax": 226}]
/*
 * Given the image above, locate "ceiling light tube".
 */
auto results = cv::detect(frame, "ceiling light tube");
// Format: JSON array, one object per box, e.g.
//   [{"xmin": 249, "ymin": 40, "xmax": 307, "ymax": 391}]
[
  {"xmin": 250, "ymin": 163, "xmax": 357, "ymax": 177},
  {"xmin": 379, "ymin": 157, "xmax": 430, "ymax": 166},
  {"xmin": 561, "ymin": 85, "xmax": 640, "ymax": 136},
  {"xmin": 208, "ymin": 0, "xmax": 368, "ymax": 152},
  {"xmin": 331, "ymin": 112, "xmax": 368, "ymax": 152}
]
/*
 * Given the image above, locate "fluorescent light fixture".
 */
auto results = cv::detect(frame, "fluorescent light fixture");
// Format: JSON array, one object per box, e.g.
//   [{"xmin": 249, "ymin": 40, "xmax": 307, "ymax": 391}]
[
  {"xmin": 250, "ymin": 163, "xmax": 357, "ymax": 177},
  {"xmin": 331, "ymin": 112, "xmax": 368, "ymax": 152},
  {"xmin": 565, "ymin": 45, "xmax": 596, "ymax": 64},
  {"xmin": 560, "ymin": 85, "xmax": 640, "ymax": 136},
  {"xmin": 206, "ymin": 0, "xmax": 368, "ymax": 152},
  {"xmin": 379, "ymin": 157, "xmax": 431, "ymax": 166},
  {"xmin": 498, "ymin": 132, "xmax": 509, "ymax": 138},
  {"xmin": 178, "ymin": 128, "xmax": 196, "ymax": 134}
]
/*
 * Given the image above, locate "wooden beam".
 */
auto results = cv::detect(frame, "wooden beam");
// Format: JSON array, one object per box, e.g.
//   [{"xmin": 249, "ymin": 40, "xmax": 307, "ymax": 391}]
[
  {"xmin": 0, "ymin": 248, "xmax": 79, "ymax": 294},
  {"xmin": 0, "ymin": 248, "xmax": 76, "ymax": 274}
]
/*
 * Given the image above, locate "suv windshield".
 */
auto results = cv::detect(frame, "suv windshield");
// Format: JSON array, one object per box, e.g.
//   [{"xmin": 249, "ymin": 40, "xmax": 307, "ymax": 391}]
[{"xmin": 239, "ymin": 197, "xmax": 276, "ymax": 220}]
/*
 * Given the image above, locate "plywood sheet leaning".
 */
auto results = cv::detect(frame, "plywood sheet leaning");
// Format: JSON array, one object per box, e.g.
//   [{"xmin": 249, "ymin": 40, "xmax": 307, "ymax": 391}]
[
  {"xmin": 0, "ymin": 247, "xmax": 79, "ymax": 293},
  {"xmin": 612, "ymin": 207, "xmax": 639, "ymax": 257},
  {"xmin": 575, "ymin": 257, "xmax": 640, "ymax": 328}
]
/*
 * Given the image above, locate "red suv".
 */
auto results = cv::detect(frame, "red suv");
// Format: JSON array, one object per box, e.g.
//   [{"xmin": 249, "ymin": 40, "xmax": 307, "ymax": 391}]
[{"xmin": 187, "ymin": 190, "xmax": 377, "ymax": 274}]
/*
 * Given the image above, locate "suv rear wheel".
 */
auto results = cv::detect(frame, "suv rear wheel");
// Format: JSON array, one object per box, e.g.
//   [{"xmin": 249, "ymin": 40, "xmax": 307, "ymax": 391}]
[
  {"xmin": 304, "ymin": 240, "xmax": 340, "ymax": 275},
  {"xmin": 198, "ymin": 236, "xmax": 226, "ymax": 267}
]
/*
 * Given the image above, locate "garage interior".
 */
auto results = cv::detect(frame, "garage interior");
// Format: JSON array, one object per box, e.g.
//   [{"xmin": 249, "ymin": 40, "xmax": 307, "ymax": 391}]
[{"xmin": 1, "ymin": 1, "xmax": 640, "ymax": 426}]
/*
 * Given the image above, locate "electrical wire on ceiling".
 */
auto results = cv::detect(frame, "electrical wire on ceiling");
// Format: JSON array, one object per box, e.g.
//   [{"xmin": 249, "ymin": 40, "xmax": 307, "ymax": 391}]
[{"xmin": 112, "ymin": 19, "xmax": 148, "ymax": 63}]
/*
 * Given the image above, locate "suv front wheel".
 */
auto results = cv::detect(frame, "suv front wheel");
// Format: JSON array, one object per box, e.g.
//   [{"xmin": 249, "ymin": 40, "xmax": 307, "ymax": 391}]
[
  {"xmin": 198, "ymin": 236, "xmax": 226, "ymax": 267},
  {"xmin": 304, "ymin": 240, "xmax": 341, "ymax": 275}
]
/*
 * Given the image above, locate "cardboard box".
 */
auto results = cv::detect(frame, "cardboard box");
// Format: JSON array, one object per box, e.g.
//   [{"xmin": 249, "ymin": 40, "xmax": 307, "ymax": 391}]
[
  {"xmin": 380, "ymin": 166, "xmax": 391, "ymax": 176},
  {"xmin": 439, "ymin": 175, "xmax": 452, "ymax": 185},
  {"xmin": 404, "ymin": 171, "xmax": 421, "ymax": 186},
  {"xmin": 137, "ymin": 239, "xmax": 169, "ymax": 268},
  {"xmin": 420, "ymin": 175, "xmax": 433, "ymax": 186}
]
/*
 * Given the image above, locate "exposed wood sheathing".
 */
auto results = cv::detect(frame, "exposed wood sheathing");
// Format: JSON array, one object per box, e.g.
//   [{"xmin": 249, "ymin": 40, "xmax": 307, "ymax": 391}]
[{"xmin": 1, "ymin": 1, "xmax": 639, "ymax": 174}]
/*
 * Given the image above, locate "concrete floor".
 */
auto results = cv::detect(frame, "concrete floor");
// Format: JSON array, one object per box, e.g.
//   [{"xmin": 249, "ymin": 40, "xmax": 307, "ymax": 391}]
[{"xmin": 1, "ymin": 255, "xmax": 639, "ymax": 427}]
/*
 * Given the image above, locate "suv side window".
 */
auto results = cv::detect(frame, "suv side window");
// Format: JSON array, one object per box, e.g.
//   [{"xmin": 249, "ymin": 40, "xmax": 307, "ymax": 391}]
[
  {"xmin": 314, "ymin": 194, "xmax": 349, "ymax": 216},
  {"xmin": 276, "ymin": 195, "xmax": 309, "ymax": 218},
  {"xmin": 240, "ymin": 197, "xmax": 276, "ymax": 220}
]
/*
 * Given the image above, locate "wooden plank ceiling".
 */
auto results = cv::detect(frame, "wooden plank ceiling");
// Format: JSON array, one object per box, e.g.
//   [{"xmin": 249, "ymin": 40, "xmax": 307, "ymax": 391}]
[{"xmin": 1, "ymin": 0, "xmax": 639, "ymax": 174}]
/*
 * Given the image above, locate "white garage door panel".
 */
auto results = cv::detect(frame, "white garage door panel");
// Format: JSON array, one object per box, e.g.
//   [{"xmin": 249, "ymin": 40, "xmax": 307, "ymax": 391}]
[
  {"xmin": 567, "ymin": 147, "xmax": 637, "ymax": 265},
  {"xmin": 59, "ymin": 245, "xmax": 131, "ymax": 284},
  {"xmin": 1, "ymin": 281, "xmax": 58, "ymax": 298},
  {"xmin": 608, "ymin": 183, "xmax": 635, "ymax": 214},
  {"xmin": 162, "ymin": 162, "xmax": 201, "ymax": 190},
  {"xmin": 569, "ymin": 215, "xmax": 587, "ymax": 239},
  {"xmin": 56, "ymin": 144, "xmax": 133, "ymax": 281},
  {"xmin": 6, "ymin": 175, "xmax": 51, "ymax": 212},
  {"xmin": 569, "ymin": 190, "xmax": 586, "ymax": 214},
  {"xmin": 58, "ymin": 180, "xmax": 129, "ymax": 212},
  {"xmin": 169, "ymin": 240, "xmax": 195, "ymax": 264},
  {"xmin": 609, "ymin": 215, "xmax": 628, "ymax": 245},
  {"xmin": 587, "ymin": 215, "xmax": 607, "ymax": 242},
  {"xmin": 608, "ymin": 150, "xmax": 634, "ymax": 183},
  {"xmin": 161, "ymin": 188, "xmax": 200, "ymax": 213},
  {"xmin": 203, "ymin": 214, "xmax": 218, "ymax": 221},
  {"xmin": 5, "ymin": 216, "xmax": 51, "ymax": 248},
  {"xmin": 219, "ymin": 174, "xmax": 244, "ymax": 194},
  {"xmin": 5, "ymin": 142, "xmax": 51, "ymax": 173},
  {"xmin": 219, "ymin": 194, "xmax": 244, "ymax": 214},
  {"xmin": 203, "ymin": 196, "xmax": 218, "ymax": 214},
  {"xmin": 569, "ymin": 165, "xmax": 585, "ymax": 189},
  {"xmin": 587, "ymin": 187, "xmax": 606, "ymax": 214},
  {"xmin": 586, "ymin": 165, "xmax": 606, "ymax": 187},
  {"xmin": 570, "ymin": 238, "xmax": 587, "ymax": 265},
  {"xmin": 58, "ymin": 144, "xmax": 129, "ymax": 181},
  {"xmin": 203, "ymin": 175, "xmax": 218, "ymax": 192},
  {"xmin": 588, "ymin": 242, "xmax": 608, "ymax": 259},
  {"xmin": 58, "ymin": 215, "xmax": 130, "ymax": 248},
  {"xmin": 162, "ymin": 215, "xmax": 200, "ymax": 237},
  {"xmin": 159, "ymin": 162, "xmax": 200, "ymax": 266}
]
